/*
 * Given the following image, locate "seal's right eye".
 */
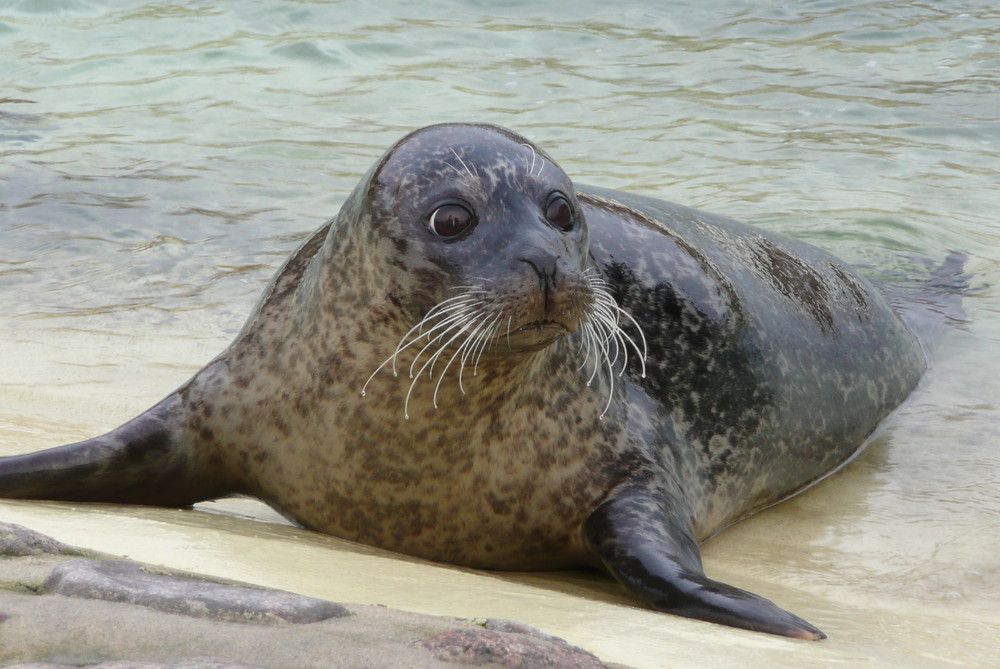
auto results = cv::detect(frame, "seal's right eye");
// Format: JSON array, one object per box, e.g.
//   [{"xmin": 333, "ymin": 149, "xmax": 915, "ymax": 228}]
[{"xmin": 428, "ymin": 204, "xmax": 473, "ymax": 238}]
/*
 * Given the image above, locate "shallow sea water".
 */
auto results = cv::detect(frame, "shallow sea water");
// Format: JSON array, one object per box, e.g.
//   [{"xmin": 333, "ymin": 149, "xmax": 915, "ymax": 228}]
[{"xmin": 1, "ymin": 1, "xmax": 998, "ymax": 667}]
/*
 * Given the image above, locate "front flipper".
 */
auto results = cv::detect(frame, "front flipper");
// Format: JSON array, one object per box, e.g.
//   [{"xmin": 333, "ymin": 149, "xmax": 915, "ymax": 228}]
[
  {"xmin": 583, "ymin": 479, "xmax": 826, "ymax": 640},
  {"xmin": 0, "ymin": 395, "xmax": 235, "ymax": 507}
]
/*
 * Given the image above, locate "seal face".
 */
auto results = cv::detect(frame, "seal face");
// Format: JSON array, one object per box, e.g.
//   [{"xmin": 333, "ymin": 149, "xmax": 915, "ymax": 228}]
[
  {"xmin": 0, "ymin": 123, "xmax": 943, "ymax": 640},
  {"xmin": 354, "ymin": 125, "xmax": 639, "ymax": 418}
]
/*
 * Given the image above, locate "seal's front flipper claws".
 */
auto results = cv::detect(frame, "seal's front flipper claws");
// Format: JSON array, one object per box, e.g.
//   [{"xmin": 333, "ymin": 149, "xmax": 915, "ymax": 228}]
[{"xmin": 583, "ymin": 482, "xmax": 826, "ymax": 640}]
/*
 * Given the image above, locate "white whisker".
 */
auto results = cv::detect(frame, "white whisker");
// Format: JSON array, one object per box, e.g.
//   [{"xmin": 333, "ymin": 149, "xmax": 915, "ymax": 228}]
[
  {"xmin": 361, "ymin": 292, "xmax": 482, "ymax": 396},
  {"xmin": 470, "ymin": 311, "xmax": 504, "ymax": 376},
  {"xmin": 576, "ymin": 323, "xmax": 593, "ymax": 371},
  {"xmin": 453, "ymin": 310, "xmax": 502, "ymax": 393},
  {"xmin": 450, "ymin": 148, "xmax": 477, "ymax": 179},
  {"xmin": 521, "ymin": 143, "xmax": 537, "ymax": 178},
  {"xmin": 395, "ymin": 308, "xmax": 472, "ymax": 374},
  {"xmin": 443, "ymin": 161, "xmax": 466, "ymax": 178},
  {"xmin": 427, "ymin": 320, "xmax": 478, "ymax": 408},
  {"xmin": 408, "ymin": 310, "xmax": 478, "ymax": 380},
  {"xmin": 449, "ymin": 310, "xmax": 498, "ymax": 395},
  {"xmin": 406, "ymin": 319, "xmax": 477, "ymax": 417},
  {"xmin": 579, "ymin": 323, "xmax": 600, "ymax": 387},
  {"xmin": 577, "ymin": 273, "xmax": 649, "ymax": 417},
  {"xmin": 587, "ymin": 321, "xmax": 611, "ymax": 387}
]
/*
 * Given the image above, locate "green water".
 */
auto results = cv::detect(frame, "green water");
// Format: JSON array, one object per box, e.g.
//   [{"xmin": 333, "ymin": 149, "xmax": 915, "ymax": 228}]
[{"xmin": 1, "ymin": 2, "xmax": 998, "ymax": 667}]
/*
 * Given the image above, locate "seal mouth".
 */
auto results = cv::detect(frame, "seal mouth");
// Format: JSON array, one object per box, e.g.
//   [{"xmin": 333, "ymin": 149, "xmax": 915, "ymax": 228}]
[
  {"xmin": 502, "ymin": 319, "xmax": 574, "ymax": 350},
  {"xmin": 512, "ymin": 319, "xmax": 571, "ymax": 335}
]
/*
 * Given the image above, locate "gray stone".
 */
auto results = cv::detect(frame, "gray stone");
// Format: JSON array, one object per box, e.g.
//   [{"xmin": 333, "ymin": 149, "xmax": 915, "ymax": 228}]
[
  {"xmin": 0, "ymin": 525, "xmax": 629, "ymax": 668},
  {"xmin": 0, "ymin": 522, "xmax": 80, "ymax": 557},
  {"xmin": 5, "ymin": 661, "xmax": 263, "ymax": 668},
  {"xmin": 422, "ymin": 626, "xmax": 610, "ymax": 668},
  {"xmin": 42, "ymin": 559, "xmax": 350, "ymax": 624}
]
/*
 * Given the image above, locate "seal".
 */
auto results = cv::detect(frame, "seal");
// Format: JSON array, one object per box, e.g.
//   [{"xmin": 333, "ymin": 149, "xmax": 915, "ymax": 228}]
[{"xmin": 0, "ymin": 123, "xmax": 941, "ymax": 640}]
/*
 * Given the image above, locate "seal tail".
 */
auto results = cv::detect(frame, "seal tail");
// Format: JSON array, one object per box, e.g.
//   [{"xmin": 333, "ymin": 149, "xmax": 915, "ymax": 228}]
[
  {"xmin": 888, "ymin": 250, "xmax": 970, "ymax": 356},
  {"xmin": 0, "ymin": 395, "xmax": 232, "ymax": 507}
]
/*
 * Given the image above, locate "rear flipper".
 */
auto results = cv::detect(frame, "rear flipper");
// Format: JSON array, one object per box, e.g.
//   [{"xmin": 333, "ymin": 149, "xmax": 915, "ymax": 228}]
[
  {"xmin": 583, "ymin": 480, "xmax": 826, "ymax": 640},
  {"xmin": 0, "ymin": 395, "xmax": 232, "ymax": 507},
  {"xmin": 889, "ymin": 250, "xmax": 971, "ymax": 353}
]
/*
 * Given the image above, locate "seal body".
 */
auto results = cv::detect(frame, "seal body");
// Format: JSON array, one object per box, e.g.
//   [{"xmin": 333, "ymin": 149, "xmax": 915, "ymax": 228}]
[{"xmin": 0, "ymin": 123, "xmax": 935, "ymax": 639}]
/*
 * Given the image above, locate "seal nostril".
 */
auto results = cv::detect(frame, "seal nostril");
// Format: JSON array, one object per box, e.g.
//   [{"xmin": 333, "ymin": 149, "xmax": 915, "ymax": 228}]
[
  {"xmin": 520, "ymin": 258, "xmax": 541, "ymax": 278},
  {"xmin": 519, "ymin": 256, "xmax": 559, "ymax": 282}
]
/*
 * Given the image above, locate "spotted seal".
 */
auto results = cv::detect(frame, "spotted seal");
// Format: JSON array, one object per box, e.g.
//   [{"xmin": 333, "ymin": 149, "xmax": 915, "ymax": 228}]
[{"xmin": 0, "ymin": 123, "xmax": 938, "ymax": 639}]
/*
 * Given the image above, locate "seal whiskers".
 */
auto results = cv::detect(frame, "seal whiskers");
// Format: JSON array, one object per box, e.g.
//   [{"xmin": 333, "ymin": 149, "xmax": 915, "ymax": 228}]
[
  {"xmin": 360, "ymin": 286, "xmax": 512, "ymax": 418},
  {"xmin": 576, "ymin": 270, "xmax": 648, "ymax": 417},
  {"xmin": 423, "ymin": 307, "xmax": 505, "ymax": 410},
  {"xmin": 361, "ymin": 291, "xmax": 484, "ymax": 389},
  {"xmin": 363, "ymin": 271, "xmax": 648, "ymax": 420},
  {"xmin": 449, "ymin": 147, "xmax": 479, "ymax": 179},
  {"xmin": 585, "ymin": 269, "xmax": 648, "ymax": 376}
]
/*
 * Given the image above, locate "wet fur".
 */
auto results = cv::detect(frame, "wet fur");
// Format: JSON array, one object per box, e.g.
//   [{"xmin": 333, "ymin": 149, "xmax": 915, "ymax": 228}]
[{"xmin": 0, "ymin": 124, "xmax": 943, "ymax": 639}]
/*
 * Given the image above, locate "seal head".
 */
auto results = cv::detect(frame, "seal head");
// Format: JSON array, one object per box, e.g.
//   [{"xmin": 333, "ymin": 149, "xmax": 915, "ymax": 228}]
[
  {"xmin": 352, "ymin": 124, "xmax": 636, "ymax": 416},
  {"xmin": 368, "ymin": 125, "xmax": 592, "ymax": 345}
]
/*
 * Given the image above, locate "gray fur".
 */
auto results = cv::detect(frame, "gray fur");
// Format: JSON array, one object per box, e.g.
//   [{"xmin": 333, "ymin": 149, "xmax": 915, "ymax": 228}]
[{"xmin": 0, "ymin": 124, "xmax": 934, "ymax": 639}]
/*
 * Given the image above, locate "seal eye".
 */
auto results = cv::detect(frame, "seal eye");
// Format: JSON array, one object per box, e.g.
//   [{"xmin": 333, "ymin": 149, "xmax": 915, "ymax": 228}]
[
  {"xmin": 429, "ymin": 204, "xmax": 473, "ymax": 238},
  {"xmin": 545, "ymin": 193, "xmax": 574, "ymax": 231}
]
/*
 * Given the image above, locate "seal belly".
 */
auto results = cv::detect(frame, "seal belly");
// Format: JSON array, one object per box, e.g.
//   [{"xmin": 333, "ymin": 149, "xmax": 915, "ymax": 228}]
[{"xmin": 224, "ymin": 340, "xmax": 624, "ymax": 571}]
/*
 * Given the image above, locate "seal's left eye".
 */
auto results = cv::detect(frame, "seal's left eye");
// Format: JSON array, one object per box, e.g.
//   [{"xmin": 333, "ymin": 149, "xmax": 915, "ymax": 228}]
[
  {"xmin": 429, "ymin": 204, "xmax": 473, "ymax": 238},
  {"xmin": 545, "ymin": 194, "xmax": 574, "ymax": 231}
]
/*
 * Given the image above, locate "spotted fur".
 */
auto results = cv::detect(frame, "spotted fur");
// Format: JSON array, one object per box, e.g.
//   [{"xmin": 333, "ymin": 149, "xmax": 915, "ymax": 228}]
[{"xmin": 0, "ymin": 124, "xmax": 934, "ymax": 640}]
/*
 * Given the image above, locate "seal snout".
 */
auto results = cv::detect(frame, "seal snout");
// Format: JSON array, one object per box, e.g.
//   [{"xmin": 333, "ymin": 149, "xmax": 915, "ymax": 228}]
[
  {"xmin": 519, "ymin": 255, "xmax": 560, "ymax": 319},
  {"xmin": 508, "ymin": 253, "xmax": 591, "ymax": 340}
]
